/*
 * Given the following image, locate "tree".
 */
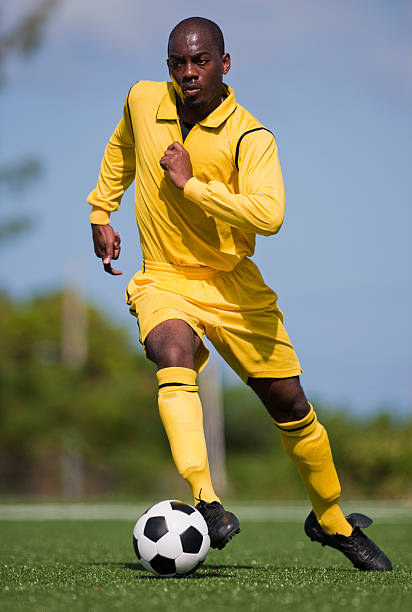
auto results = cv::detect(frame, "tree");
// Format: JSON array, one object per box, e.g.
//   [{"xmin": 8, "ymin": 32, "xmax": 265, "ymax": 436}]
[
  {"xmin": 0, "ymin": 289, "xmax": 167, "ymax": 497},
  {"xmin": 0, "ymin": 0, "xmax": 60, "ymax": 243}
]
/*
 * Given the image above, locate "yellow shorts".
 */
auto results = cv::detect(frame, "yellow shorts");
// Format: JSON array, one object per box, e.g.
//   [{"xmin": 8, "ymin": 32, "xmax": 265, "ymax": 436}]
[{"xmin": 126, "ymin": 258, "xmax": 302, "ymax": 382}]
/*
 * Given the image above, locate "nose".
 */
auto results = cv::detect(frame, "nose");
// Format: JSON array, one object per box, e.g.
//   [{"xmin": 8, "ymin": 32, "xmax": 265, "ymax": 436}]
[{"xmin": 182, "ymin": 61, "xmax": 198, "ymax": 81}]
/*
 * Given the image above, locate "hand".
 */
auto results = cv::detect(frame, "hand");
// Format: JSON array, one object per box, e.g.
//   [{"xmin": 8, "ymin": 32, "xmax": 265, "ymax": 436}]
[
  {"xmin": 91, "ymin": 224, "xmax": 122, "ymax": 275},
  {"xmin": 160, "ymin": 142, "xmax": 193, "ymax": 190}
]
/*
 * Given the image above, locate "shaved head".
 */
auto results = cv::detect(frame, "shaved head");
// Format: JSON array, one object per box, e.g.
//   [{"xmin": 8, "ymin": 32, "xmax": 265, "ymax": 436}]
[
  {"xmin": 166, "ymin": 16, "xmax": 230, "ymax": 122},
  {"xmin": 168, "ymin": 17, "xmax": 225, "ymax": 55}
]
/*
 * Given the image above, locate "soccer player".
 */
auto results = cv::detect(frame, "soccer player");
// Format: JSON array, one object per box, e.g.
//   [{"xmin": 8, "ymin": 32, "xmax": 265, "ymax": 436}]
[{"xmin": 88, "ymin": 17, "xmax": 392, "ymax": 570}]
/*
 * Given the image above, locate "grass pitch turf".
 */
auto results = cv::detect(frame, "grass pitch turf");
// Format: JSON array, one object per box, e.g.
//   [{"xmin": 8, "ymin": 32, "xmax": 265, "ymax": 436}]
[{"xmin": 1, "ymin": 507, "xmax": 411, "ymax": 612}]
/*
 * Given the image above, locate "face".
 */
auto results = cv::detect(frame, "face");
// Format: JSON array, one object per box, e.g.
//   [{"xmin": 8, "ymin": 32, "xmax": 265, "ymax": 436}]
[{"xmin": 167, "ymin": 29, "xmax": 230, "ymax": 112}]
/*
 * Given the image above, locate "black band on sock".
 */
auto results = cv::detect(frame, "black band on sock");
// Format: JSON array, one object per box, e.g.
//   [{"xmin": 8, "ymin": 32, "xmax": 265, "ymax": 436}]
[
  {"xmin": 275, "ymin": 415, "xmax": 315, "ymax": 433},
  {"xmin": 158, "ymin": 382, "xmax": 198, "ymax": 389}
]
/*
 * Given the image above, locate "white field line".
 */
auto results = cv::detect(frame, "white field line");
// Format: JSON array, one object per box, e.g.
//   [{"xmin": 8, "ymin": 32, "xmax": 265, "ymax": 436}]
[{"xmin": 0, "ymin": 501, "xmax": 412, "ymax": 522}]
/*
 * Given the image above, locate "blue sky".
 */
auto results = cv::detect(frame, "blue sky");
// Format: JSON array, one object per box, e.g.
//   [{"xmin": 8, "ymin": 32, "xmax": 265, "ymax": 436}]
[{"xmin": 3, "ymin": 0, "xmax": 411, "ymax": 413}]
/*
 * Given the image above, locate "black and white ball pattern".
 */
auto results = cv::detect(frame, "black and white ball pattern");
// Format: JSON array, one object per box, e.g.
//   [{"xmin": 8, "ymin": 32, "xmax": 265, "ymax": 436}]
[{"xmin": 133, "ymin": 500, "xmax": 210, "ymax": 577}]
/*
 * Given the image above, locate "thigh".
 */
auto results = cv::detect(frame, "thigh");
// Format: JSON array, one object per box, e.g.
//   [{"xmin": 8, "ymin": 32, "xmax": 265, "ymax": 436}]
[
  {"xmin": 207, "ymin": 306, "xmax": 302, "ymax": 383},
  {"xmin": 206, "ymin": 259, "xmax": 302, "ymax": 383},
  {"xmin": 126, "ymin": 268, "xmax": 210, "ymax": 373}
]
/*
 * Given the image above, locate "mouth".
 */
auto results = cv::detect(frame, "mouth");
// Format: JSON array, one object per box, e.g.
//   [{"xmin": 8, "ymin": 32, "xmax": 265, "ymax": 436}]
[{"xmin": 183, "ymin": 86, "xmax": 201, "ymax": 97}]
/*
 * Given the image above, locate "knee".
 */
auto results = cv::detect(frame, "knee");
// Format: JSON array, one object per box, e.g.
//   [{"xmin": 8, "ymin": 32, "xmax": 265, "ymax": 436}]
[
  {"xmin": 269, "ymin": 381, "xmax": 311, "ymax": 423},
  {"xmin": 144, "ymin": 320, "xmax": 197, "ymax": 369},
  {"xmin": 160, "ymin": 344, "xmax": 192, "ymax": 368},
  {"xmin": 146, "ymin": 341, "xmax": 194, "ymax": 370},
  {"xmin": 276, "ymin": 396, "xmax": 310, "ymax": 423}
]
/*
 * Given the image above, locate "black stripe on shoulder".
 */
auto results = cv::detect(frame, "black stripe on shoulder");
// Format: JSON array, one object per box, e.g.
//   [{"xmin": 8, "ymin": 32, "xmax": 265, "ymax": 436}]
[
  {"xmin": 234, "ymin": 127, "xmax": 274, "ymax": 171},
  {"xmin": 126, "ymin": 82, "xmax": 140, "ymax": 142}
]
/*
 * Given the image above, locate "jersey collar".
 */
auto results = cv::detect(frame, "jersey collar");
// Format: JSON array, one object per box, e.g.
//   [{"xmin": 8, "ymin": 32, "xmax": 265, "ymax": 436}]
[{"xmin": 157, "ymin": 82, "xmax": 237, "ymax": 128}]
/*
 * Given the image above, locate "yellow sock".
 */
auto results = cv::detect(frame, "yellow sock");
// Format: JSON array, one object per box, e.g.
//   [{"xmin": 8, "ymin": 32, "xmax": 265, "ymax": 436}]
[
  {"xmin": 274, "ymin": 404, "xmax": 352, "ymax": 536},
  {"xmin": 157, "ymin": 367, "xmax": 219, "ymax": 505}
]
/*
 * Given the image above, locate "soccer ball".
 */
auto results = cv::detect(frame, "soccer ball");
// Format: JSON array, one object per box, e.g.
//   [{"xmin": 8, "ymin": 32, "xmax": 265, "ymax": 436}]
[{"xmin": 132, "ymin": 500, "xmax": 210, "ymax": 577}]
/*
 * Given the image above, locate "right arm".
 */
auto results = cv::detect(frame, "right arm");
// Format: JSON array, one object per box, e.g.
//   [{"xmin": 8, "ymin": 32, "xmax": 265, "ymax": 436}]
[{"xmin": 88, "ymin": 94, "xmax": 136, "ymax": 274}]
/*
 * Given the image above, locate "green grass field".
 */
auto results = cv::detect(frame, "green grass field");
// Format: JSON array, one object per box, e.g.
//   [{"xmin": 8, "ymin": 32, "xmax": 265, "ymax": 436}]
[{"xmin": 1, "ymin": 504, "xmax": 411, "ymax": 612}]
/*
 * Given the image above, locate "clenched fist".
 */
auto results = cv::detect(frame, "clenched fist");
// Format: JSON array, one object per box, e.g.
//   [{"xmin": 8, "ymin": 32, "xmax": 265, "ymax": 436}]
[{"xmin": 160, "ymin": 142, "xmax": 193, "ymax": 190}]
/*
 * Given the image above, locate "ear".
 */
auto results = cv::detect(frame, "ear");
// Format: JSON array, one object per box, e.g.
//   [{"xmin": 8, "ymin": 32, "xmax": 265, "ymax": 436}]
[{"xmin": 222, "ymin": 53, "xmax": 231, "ymax": 75}]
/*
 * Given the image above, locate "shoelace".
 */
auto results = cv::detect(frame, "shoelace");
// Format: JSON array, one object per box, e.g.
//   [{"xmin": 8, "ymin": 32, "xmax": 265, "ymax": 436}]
[
  {"xmin": 196, "ymin": 500, "xmax": 224, "ymax": 525},
  {"xmin": 203, "ymin": 506, "xmax": 225, "ymax": 527}
]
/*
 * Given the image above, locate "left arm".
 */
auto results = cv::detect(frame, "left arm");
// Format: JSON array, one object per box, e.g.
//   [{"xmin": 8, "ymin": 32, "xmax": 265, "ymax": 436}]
[{"xmin": 160, "ymin": 131, "xmax": 285, "ymax": 236}]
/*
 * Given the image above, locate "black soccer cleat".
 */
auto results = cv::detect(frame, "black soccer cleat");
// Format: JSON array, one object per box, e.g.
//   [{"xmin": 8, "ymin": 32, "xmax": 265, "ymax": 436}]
[
  {"xmin": 304, "ymin": 510, "xmax": 392, "ymax": 571},
  {"xmin": 196, "ymin": 500, "xmax": 240, "ymax": 550}
]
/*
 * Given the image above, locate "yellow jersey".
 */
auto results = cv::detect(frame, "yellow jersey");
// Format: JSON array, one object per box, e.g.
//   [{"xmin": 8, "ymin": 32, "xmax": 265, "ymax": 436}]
[{"xmin": 88, "ymin": 81, "xmax": 285, "ymax": 272}]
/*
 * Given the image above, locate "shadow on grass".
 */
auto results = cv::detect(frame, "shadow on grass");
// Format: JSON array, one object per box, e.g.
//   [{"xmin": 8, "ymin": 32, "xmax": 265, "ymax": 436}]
[
  {"xmin": 86, "ymin": 561, "xmax": 360, "ymax": 579},
  {"xmin": 86, "ymin": 561, "xmax": 264, "ymax": 579}
]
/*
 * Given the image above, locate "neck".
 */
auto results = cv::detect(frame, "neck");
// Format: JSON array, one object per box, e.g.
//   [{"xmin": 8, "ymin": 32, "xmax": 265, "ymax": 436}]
[{"xmin": 176, "ymin": 90, "xmax": 223, "ymax": 124}]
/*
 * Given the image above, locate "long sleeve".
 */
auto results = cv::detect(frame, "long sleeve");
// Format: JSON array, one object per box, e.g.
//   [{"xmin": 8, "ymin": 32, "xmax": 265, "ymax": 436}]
[
  {"xmin": 183, "ymin": 130, "xmax": 285, "ymax": 237},
  {"xmin": 88, "ymin": 96, "xmax": 136, "ymax": 224}
]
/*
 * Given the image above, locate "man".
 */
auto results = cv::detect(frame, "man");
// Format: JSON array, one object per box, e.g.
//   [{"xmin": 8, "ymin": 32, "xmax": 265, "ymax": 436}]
[{"xmin": 88, "ymin": 17, "xmax": 392, "ymax": 570}]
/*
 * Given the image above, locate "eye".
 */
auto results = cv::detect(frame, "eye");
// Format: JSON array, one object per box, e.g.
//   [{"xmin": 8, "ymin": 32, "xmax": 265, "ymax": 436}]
[{"xmin": 197, "ymin": 58, "xmax": 208, "ymax": 65}]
